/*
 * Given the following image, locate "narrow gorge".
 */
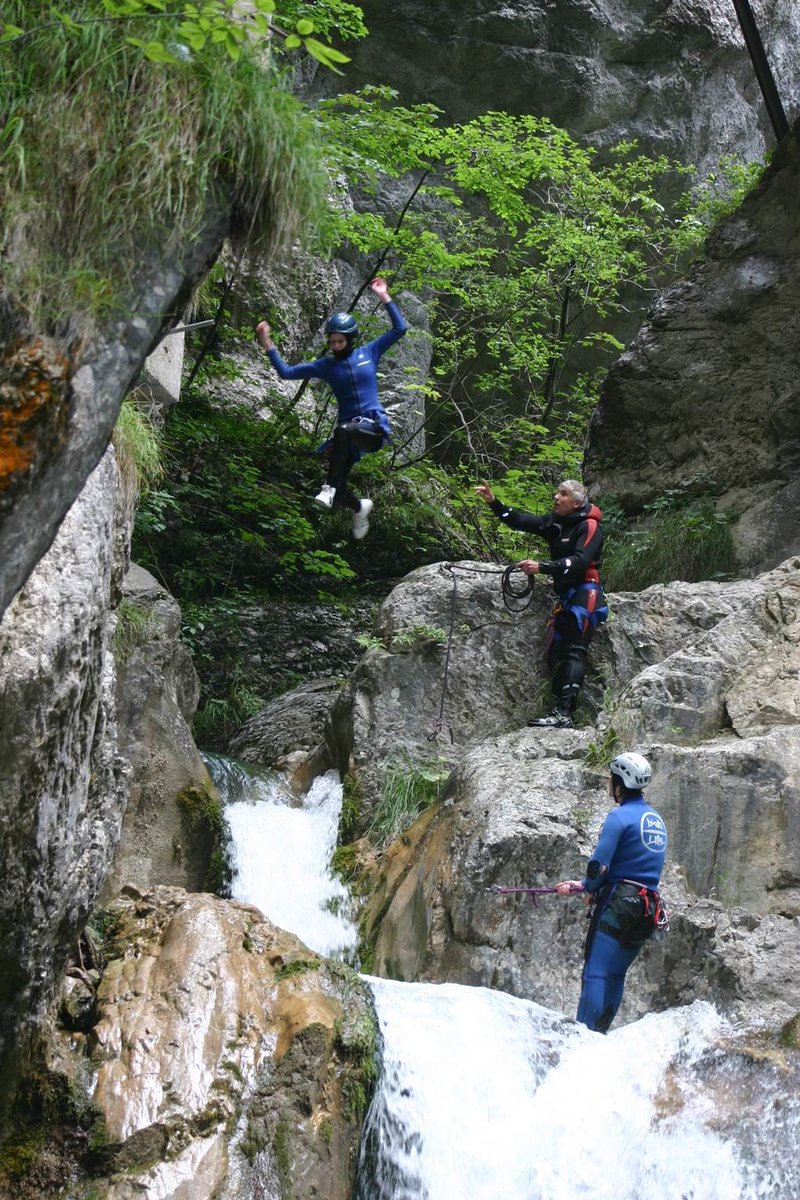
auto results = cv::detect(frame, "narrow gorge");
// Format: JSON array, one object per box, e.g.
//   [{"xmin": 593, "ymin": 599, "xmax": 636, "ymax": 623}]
[{"xmin": 1, "ymin": 3, "xmax": 799, "ymax": 1198}]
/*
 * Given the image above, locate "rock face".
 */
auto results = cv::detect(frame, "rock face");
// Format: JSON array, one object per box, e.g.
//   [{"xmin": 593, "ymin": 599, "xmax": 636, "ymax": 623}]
[
  {"xmin": 101, "ymin": 564, "xmax": 217, "ymax": 899},
  {"xmin": 0, "ymin": 212, "xmax": 229, "ymax": 623},
  {"xmin": 54, "ymin": 886, "xmax": 374, "ymax": 1200},
  {"xmin": 327, "ymin": 561, "xmax": 556, "ymax": 806},
  {"xmin": 335, "ymin": 0, "xmax": 800, "ymax": 173},
  {"xmin": 0, "ymin": 451, "xmax": 128, "ymax": 1100},
  {"xmin": 331, "ymin": 556, "xmax": 800, "ymax": 1029},
  {"xmin": 585, "ymin": 122, "xmax": 800, "ymax": 571}
]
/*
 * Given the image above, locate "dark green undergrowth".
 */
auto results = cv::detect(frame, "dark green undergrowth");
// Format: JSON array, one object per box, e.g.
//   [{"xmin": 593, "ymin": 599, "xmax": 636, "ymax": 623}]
[{"xmin": 600, "ymin": 489, "xmax": 736, "ymax": 592}]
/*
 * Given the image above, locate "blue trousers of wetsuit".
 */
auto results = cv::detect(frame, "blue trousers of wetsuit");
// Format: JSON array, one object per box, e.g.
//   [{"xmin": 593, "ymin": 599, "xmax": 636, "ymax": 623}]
[{"xmin": 577, "ymin": 927, "xmax": 640, "ymax": 1033}]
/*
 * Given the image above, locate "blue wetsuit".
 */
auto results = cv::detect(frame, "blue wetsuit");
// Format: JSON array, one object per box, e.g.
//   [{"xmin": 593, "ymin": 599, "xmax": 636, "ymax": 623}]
[
  {"xmin": 266, "ymin": 301, "xmax": 408, "ymax": 510},
  {"xmin": 578, "ymin": 794, "xmax": 667, "ymax": 1032},
  {"xmin": 266, "ymin": 301, "xmax": 408, "ymax": 439}
]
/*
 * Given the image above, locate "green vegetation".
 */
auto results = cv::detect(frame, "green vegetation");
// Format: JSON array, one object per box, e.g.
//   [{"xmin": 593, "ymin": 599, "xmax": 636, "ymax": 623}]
[
  {"xmin": 369, "ymin": 756, "xmax": 451, "ymax": 849},
  {"xmin": 0, "ymin": 1066, "xmax": 106, "ymax": 1195},
  {"xmin": 356, "ymin": 624, "xmax": 448, "ymax": 654},
  {"xmin": 0, "ymin": 0, "xmax": 337, "ymax": 339},
  {"xmin": 334, "ymin": 1008, "xmax": 378, "ymax": 1124},
  {"xmin": 601, "ymin": 490, "xmax": 736, "ymax": 592},
  {"xmin": 274, "ymin": 957, "xmax": 319, "ymax": 981},
  {"xmin": 112, "ymin": 596, "xmax": 154, "ymax": 665},
  {"xmin": 112, "ymin": 397, "xmax": 164, "ymax": 500},
  {"xmin": 175, "ymin": 781, "xmax": 230, "ymax": 891}
]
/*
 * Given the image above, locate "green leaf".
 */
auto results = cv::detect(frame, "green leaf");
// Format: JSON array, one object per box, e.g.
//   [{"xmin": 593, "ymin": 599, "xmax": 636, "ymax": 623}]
[
  {"xmin": 303, "ymin": 36, "xmax": 350, "ymax": 63},
  {"xmin": 284, "ymin": 33, "xmax": 301, "ymax": 48},
  {"xmin": 296, "ymin": 18, "xmax": 315, "ymax": 35}
]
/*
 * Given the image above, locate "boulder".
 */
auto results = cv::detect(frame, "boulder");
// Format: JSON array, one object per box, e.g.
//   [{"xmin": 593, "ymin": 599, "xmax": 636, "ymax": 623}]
[
  {"xmin": 585, "ymin": 124, "xmax": 800, "ymax": 571},
  {"xmin": 101, "ymin": 564, "xmax": 217, "ymax": 898},
  {"xmin": 58, "ymin": 886, "xmax": 374, "ymax": 1200}
]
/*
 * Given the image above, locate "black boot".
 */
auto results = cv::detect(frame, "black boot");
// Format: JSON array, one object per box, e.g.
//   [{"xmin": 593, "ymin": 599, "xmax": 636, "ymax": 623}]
[{"xmin": 528, "ymin": 707, "xmax": 573, "ymax": 729}]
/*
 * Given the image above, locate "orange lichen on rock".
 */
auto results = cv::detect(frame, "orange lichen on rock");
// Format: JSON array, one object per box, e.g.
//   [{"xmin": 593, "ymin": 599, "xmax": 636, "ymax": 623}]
[{"xmin": 0, "ymin": 337, "xmax": 71, "ymax": 498}]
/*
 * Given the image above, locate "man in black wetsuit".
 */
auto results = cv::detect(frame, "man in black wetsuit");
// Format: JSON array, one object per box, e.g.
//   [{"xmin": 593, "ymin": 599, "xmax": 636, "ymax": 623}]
[{"xmin": 476, "ymin": 479, "xmax": 607, "ymax": 728}]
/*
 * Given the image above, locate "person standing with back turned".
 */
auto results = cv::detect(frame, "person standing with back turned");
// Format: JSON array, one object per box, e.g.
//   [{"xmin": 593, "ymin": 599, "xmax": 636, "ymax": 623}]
[
  {"xmin": 255, "ymin": 277, "xmax": 407, "ymax": 540},
  {"xmin": 556, "ymin": 752, "xmax": 668, "ymax": 1033}
]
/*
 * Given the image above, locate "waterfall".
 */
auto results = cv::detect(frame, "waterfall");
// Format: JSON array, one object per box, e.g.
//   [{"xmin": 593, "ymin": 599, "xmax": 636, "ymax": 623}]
[
  {"xmin": 211, "ymin": 754, "xmax": 799, "ymax": 1199},
  {"xmin": 204, "ymin": 754, "xmax": 357, "ymax": 961},
  {"xmin": 356, "ymin": 978, "xmax": 800, "ymax": 1200}
]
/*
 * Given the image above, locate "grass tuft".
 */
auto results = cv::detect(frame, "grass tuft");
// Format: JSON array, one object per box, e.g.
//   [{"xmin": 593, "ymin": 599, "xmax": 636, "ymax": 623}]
[
  {"xmin": 0, "ymin": 2, "xmax": 327, "ymax": 340},
  {"xmin": 369, "ymin": 756, "xmax": 451, "ymax": 849},
  {"xmin": 601, "ymin": 494, "xmax": 736, "ymax": 593}
]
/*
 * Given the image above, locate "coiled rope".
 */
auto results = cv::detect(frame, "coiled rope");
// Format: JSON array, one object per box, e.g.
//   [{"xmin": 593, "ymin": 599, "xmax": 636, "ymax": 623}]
[{"xmin": 428, "ymin": 561, "xmax": 538, "ymax": 740}]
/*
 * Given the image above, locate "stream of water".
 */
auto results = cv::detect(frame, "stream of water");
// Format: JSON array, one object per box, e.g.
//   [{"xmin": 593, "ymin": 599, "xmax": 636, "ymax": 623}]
[
  {"xmin": 211, "ymin": 753, "xmax": 800, "ymax": 1200},
  {"xmin": 203, "ymin": 753, "xmax": 357, "ymax": 961}
]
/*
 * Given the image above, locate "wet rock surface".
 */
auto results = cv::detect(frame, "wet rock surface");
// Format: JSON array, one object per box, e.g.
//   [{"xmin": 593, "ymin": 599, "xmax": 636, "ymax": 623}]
[{"xmin": 55, "ymin": 886, "xmax": 374, "ymax": 1200}]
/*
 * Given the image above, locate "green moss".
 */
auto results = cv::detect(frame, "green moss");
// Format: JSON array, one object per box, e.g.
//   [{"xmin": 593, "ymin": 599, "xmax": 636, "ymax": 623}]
[
  {"xmin": 0, "ymin": 1065, "xmax": 107, "ymax": 1192},
  {"xmin": 778, "ymin": 1014, "xmax": 800, "ymax": 1049},
  {"xmin": 318, "ymin": 1116, "xmax": 333, "ymax": 1145},
  {"xmin": 334, "ymin": 1010, "xmax": 378, "ymax": 1125},
  {"xmin": 339, "ymin": 773, "xmax": 364, "ymax": 843},
  {"xmin": 273, "ymin": 1119, "xmax": 293, "ymax": 1199},
  {"xmin": 274, "ymin": 958, "xmax": 319, "ymax": 982}
]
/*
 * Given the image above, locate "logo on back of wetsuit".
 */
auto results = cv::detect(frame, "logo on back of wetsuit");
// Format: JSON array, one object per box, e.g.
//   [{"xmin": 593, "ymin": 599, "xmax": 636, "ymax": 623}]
[{"xmin": 640, "ymin": 811, "xmax": 667, "ymax": 853}]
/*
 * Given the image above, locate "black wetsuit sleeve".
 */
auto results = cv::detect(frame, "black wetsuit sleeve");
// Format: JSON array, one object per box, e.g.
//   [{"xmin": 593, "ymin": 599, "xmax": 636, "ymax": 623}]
[
  {"xmin": 538, "ymin": 515, "xmax": 603, "ymax": 585},
  {"xmin": 488, "ymin": 498, "xmax": 551, "ymax": 534}
]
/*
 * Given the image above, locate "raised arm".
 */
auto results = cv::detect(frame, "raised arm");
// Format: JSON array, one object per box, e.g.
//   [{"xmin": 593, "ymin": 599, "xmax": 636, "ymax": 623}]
[
  {"xmin": 367, "ymin": 277, "xmax": 408, "ymax": 359},
  {"xmin": 255, "ymin": 320, "xmax": 327, "ymax": 381},
  {"xmin": 474, "ymin": 482, "xmax": 551, "ymax": 534}
]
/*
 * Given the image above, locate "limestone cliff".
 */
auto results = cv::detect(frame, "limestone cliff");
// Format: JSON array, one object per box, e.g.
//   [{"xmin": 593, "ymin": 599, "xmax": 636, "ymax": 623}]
[
  {"xmin": 585, "ymin": 120, "xmax": 800, "ymax": 571},
  {"xmin": 333, "ymin": 0, "xmax": 800, "ymax": 173}
]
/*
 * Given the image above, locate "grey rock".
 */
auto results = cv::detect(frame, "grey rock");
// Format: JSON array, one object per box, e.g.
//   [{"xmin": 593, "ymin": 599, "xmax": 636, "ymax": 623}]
[
  {"xmin": 101, "ymin": 564, "xmax": 216, "ymax": 898},
  {"xmin": 326, "ymin": 561, "xmax": 558, "ymax": 805},
  {"xmin": 585, "ymin": 124, "xmax": 800, "ymax": 571},
  {"xmin": 0, "ymin": 450, "xmax": 128, "ymax": 1096},
  {"xmin": 230, "ymin": 677, "xmax": 343, "ymax": 767},
  {"xmin": 327, "ymin": 0, "xmax": 800, "ymax": 175}
]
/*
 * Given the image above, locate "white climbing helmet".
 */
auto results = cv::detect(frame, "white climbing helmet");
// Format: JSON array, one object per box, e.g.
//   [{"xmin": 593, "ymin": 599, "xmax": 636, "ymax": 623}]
[{"xmin": 609, "ymin": 752, "xmax": 652, "ymax": 790}]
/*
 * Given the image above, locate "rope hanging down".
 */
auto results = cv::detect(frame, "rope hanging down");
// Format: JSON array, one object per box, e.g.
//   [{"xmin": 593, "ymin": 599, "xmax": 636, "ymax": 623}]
[{"xmin": 428, "ymin": 561, "xmax": 538, "ymax": 741}]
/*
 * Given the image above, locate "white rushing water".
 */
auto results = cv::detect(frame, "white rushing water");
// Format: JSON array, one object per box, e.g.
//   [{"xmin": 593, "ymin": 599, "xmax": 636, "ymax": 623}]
[
  {"xmin": 204, "ymin": 754, "xmax": 357, "ymax": 960},
  {"xmin": 357, "ymin": 978, "xmax": 800, "ymax": 1200},
  {"xmin": 209, "ymin": 752, "xmax": 799, "ymax": 1200}
]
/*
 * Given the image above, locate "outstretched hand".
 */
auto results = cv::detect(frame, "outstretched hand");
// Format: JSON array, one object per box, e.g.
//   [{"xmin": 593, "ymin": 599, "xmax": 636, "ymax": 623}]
[
  {"xmin": 474, "ymin": 481, "xmax": 495, "ymax": 504},
  {"xmin": 370, "ymin": 276, "xmax": 391, "ymax": 304},
  {"xmin": 556, "ymin": 880, "xmax": 584, "ymax": 896},
  {"xmin": 517, "ymin": 560, "xmax": 540, "ymax": 575},
  {"xmin": 255, "ymin": 320, "xmax": 273, "ymax": 351}
]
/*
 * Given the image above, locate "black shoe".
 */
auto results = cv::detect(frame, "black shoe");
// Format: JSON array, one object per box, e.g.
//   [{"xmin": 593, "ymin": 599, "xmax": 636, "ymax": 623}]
[{"xmin": 528, "ymin": 710, "xmax": 573, "ymax": 729}]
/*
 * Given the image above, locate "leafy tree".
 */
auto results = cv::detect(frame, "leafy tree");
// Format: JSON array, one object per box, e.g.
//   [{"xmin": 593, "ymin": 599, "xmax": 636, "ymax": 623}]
[{"xmin": 315, "ymin": 88, "xmax": 752, "ymax": 492}]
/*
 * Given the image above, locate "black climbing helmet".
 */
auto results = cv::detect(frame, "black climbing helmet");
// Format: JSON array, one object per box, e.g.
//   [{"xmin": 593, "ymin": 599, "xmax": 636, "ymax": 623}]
[{"xmin": 324, "ymin": 312, "xmax": 359, "ymax": 338}]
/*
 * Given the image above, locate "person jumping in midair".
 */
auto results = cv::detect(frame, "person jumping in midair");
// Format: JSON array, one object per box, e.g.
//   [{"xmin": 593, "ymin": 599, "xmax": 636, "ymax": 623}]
[{"xmin": 255, "ymin": 277, "xmax": 408, "ymax": 540}]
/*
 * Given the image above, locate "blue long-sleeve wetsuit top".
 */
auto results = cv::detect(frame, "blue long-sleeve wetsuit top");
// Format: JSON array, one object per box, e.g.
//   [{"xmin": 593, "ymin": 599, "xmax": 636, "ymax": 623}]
[
  {"xmin": 266, "ymin": 301, "xmax": 408, "ymax": 439},
  {"xmin": 583, "ymin": 795, "xmax": 667, "ymax": 894}
]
